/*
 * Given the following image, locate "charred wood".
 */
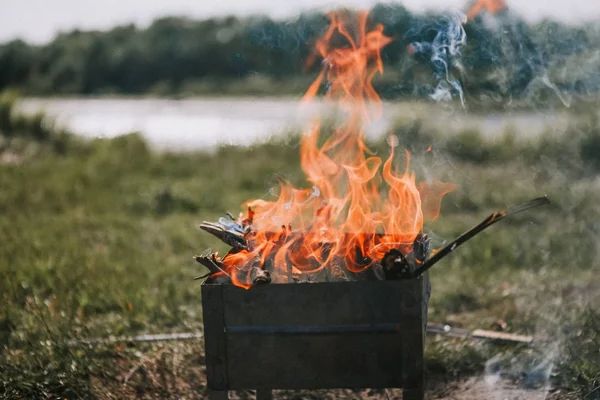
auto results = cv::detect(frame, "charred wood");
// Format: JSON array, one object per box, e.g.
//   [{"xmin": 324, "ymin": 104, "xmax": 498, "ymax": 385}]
[
  {"xmin": 194, "ymin": 254, "xmax": 232, "ymax": 284},
  {"xmin": 382, "ymin": 249, "xmax": 413, "ymax": 280},
  {"xmin": 250, "ymin": 266, "xmax": 271, "ymax": 285},
  {"xmin": 225, "ymin": 253, "xmax": 272, "ymax": 285},
  {"xmin": 199, "ymin": 221, "xmax": 247, "ymax": 250},
  {"xmin": 327, "ymin": 256, "xmax": 353, "ymax": 282},
  {"xmin": 411, "ymin": 233, "xmax": 431, "ymax": 263}
]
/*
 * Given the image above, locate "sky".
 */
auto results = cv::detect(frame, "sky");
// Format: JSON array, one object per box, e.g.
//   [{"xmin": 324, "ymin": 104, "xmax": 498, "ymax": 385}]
[{"xmin": 2, "ymin": 0, "xmax": 600, "ymax": 44}]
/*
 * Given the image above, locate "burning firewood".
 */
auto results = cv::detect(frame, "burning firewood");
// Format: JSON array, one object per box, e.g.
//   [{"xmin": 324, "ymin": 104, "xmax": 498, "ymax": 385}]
[
  {"xmin": 196, "ymin": 195, "xmax": 548, "ymax": 285},
  {"xmin": 194, "ymin": 253, "xmax": 232, "ymax": 284},
  {"xmin": 411, "ymin": 233, "xmax": 431, "ymax": 263},
  {"xmin": 323, "ymin": 255, "xmax": 354, "ymax": 282},
  {"xmin": 381, "ymin": 234, "xmax": 431, "ymax": 280},
  {"xmin": 382, "ymin": 249, "xmax": 412, "ymax": 280},
  {"xmin": 195, "ymin": 251, "xmax": 272, "ymax": 285},
  {"xmin": 250, "ymin": 266, "xmax": 271, "ymax": 285},
  {"xmin": 236, "ymin": 251, "xmax": 273, "ymax": 285}
]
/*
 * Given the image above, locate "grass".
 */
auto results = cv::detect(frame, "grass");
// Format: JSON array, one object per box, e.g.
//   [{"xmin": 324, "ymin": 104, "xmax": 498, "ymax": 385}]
[{"xmin": 0, "ymin": 94, "xmax": 599, "ymax": 399}]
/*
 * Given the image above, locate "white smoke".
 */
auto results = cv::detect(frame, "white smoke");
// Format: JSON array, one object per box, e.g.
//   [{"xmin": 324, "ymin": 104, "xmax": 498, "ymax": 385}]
[{"xmin": 407, "ymin": 11, "xmax": 468, "ymax": 107}]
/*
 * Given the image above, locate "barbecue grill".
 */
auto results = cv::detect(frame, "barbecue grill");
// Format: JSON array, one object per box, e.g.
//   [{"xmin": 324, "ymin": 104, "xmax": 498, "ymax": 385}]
[{"xmin": 202, "ymin": 274, "xmax": 429, "ymax": 400}]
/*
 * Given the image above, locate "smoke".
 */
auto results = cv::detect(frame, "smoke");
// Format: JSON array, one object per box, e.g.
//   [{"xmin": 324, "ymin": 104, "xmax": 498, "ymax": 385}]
[
  {"xmin": 467, "ymin": 8, "xmax": 574, "ymax": 107},
  {"xmin": 483, "ymin": 339, "xmax": 557, "ymax": 398},
  {"xmin": 401, "ymin": 7, "xmax": 583, "ymax": 109},
  {"xmin": 478, "ymin": 190, "xmax": 600, "ymax": 398},
  {"xmin": 406, "ymin": 11, "xmax": 468, "ymax": 107}
]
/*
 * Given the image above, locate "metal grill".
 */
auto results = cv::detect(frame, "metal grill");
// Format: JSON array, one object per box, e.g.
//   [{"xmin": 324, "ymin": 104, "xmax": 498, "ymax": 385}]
[{"xmin": 201, "ymin": 274, "xmax": 429, "ymax": 400}]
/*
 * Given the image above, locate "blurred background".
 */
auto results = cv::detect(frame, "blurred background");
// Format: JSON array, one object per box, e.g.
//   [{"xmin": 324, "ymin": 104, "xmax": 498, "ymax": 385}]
[
  {"xmin": 1, "ymin": 1, "xmax": 599, "ymax": 399},
  {"xmin": 1, "ymin": 0, "xmax": 600, "ymax": 149}
]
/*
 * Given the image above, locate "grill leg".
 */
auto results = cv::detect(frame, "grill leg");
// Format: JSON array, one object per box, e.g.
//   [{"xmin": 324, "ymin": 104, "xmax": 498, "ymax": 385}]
[
  {"xmin": 400, "ymin": 274, "xmax": 426, "ymax": 400},
  {"xmin": 208, "ymin": 390, "xmax": 228, "ymax": 399},
  {"xmin": 256, "ymin": 389, "xmax": 273, "ymax": 400},
  {"xmin": 402, "ymin": 387, "xmax": 424, "ymax": 400}
]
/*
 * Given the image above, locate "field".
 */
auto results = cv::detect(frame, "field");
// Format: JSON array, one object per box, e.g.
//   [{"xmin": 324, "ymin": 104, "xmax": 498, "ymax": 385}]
[{"xmin": 0, "ymin": 93, "xmax": 599, "ymax": 399}]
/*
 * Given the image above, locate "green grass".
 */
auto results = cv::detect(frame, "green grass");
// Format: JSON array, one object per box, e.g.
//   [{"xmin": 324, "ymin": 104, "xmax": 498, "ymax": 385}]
[{"xmin": 0, "ymin": 95, "xmax": 599, "ymax": 398}]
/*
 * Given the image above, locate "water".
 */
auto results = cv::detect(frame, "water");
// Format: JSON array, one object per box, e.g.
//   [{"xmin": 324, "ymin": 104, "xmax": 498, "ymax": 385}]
[{"xmin": 19, "ymin": 97, "xmax": 572, "ymax": 150}]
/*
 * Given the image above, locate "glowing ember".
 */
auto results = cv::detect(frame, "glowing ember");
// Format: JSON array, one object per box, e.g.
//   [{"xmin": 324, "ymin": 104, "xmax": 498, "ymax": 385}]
[{"xmin": 220, "ymin": 11, "xmax": 455, "ymax": 288}]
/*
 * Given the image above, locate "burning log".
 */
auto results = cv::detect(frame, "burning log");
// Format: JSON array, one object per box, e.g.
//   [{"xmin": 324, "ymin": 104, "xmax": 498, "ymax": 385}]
[
  {"xmin": 249, "ymin": 265, "xmax": 271, "ymax": 285},
  {"xmin": 326, "ymin": 255, "xmax": 354, "ymax": 282},
  {"xmin": 228, "ymin": 257, "xmax": 273, "ymax": 286},
  {"xmin": 382, "ymin": 249, "xmax": 411, "ymax": 279},
  {"xmin": 381, "ymin": 234, "xmax": 431, "ymax": 280},
  {"xmin": 195, "ymin": 252, "xmax": 272, "ymax": 286},
  {"xmin": 197, "ymin": 217, "xmax": 274, "ymax": 284},
  {"xmin": 194, "ymin": 254, "xmax": 232, "ymax": 284},
  {"xmin": 411, "ymin": 233, "xmax": 431, "ymax": 263}
]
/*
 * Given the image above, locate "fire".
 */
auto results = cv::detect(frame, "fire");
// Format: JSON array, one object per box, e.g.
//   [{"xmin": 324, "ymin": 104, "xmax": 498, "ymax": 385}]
[
  {"xmin": 221, "ymin": 11, "xmax": 454, "ymax": 287},
  {"xmin": 466, "ymin": 0, "xmax": 508, "ymax": 21}
]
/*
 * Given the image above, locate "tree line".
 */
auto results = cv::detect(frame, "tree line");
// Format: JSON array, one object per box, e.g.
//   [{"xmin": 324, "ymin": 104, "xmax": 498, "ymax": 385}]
[{"xmin": 0, "ymin": 3, "xmax": 598, "ymax": 101}]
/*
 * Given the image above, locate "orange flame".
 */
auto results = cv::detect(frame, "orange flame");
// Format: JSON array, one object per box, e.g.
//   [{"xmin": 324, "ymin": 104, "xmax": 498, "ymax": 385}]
[
  {"xmin": 466, "ymin": 0, "xmax": 508, "ymax": 21},
  {"xmin": 221, "ymin": 11, "xmax": 454, "ymax": 287}
]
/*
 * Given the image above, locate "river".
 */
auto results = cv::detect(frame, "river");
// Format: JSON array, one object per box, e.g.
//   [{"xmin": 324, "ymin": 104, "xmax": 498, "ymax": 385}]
[{"xmin": 18, "ymin": 97, "xmax": 573, "ymax": 150}]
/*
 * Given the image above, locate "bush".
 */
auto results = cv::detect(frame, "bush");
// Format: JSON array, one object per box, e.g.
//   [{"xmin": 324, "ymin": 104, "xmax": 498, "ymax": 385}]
[
  {"xmin": 0, "ymin": 92, "xmax": 50, "ymax": 139},
  {"xmin": 0, "ymin": 92, "xmax": 79, "ymax": 158}
]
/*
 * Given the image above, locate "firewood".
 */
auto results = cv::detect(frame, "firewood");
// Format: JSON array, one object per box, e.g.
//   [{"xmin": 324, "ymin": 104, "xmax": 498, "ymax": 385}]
[
  {"xmin": 380, "ymin": 233, "xmax": 430, "ymax": 280},
  {"xmin": 199, "ymin": 221, "xmax": 247, "ymax": 250},
  {"xmin": 411, "ymin": 233, "xmax": 431, "ymax": 263},
  {"xmin": 364, "ymin": 261, "xmax": 386, "ymax": 280},
  {"xmin": 250, "ymin": 266, "xmax": 271, "ymax": 285},
  {"xmin": 193, "ymin": 272, "xmax": 211, "ymax": 281},
  {"xmin": 222, "ymin": 252, "xmax": 272, "ymax": 285},
  {"xmin": 194, "ymin": 254, "xmax": 232, "ymax": 284},
  {"xmin": 381, "ymin": 248, "xmax": 413, "ymax": 280},
  {"xmin": 328, "ymin": 256, "xmax": 352, "ymax": 282}
]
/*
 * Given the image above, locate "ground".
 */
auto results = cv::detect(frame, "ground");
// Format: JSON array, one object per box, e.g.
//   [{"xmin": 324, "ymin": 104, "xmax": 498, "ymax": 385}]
[{"xmin": 88, "ymin": 340, "xmax": 561, "ymax": 399}]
